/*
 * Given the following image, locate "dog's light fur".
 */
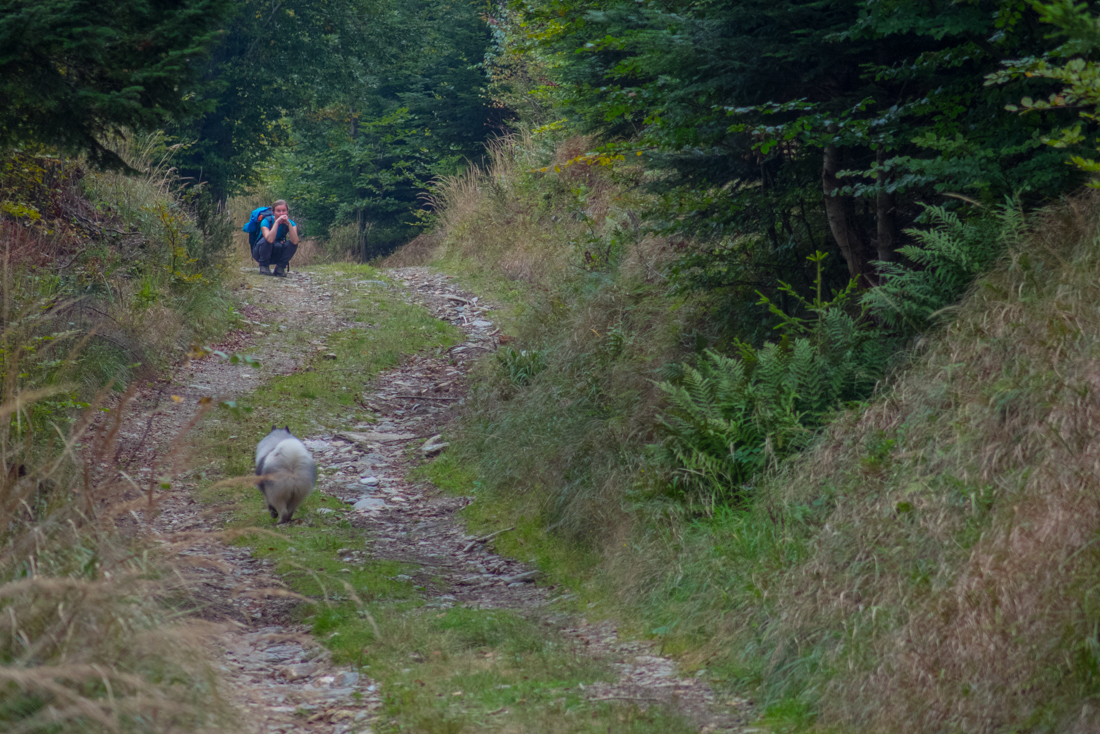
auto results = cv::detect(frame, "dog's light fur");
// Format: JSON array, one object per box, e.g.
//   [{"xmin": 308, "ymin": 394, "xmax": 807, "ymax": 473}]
[{"xmin": 255, "ymin": 426, "xmax": 317, "ymax": 524}]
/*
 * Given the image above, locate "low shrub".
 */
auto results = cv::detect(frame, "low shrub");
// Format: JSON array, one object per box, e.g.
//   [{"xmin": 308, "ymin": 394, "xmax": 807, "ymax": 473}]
[{"xmin": 495, "ymin": 346, "xmax": 547, "ymax": 388}]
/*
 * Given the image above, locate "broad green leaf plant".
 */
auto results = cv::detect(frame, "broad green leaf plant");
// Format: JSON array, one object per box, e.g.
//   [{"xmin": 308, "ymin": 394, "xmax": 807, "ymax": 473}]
[{"xmin": 990, "ymin": 0, "xmax": 1100, "ymax": 181}]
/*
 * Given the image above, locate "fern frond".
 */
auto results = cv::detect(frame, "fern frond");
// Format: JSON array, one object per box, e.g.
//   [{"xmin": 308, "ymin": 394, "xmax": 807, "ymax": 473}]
[{"xmin": 865, "ymin": 201, "xmax": 1012, "ymax": 333}]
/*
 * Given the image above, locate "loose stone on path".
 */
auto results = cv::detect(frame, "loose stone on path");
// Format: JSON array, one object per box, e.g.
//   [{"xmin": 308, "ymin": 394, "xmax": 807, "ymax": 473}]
[{"xmin": 110, "ymin": 269, "xmax": 380, "ymax": 734}]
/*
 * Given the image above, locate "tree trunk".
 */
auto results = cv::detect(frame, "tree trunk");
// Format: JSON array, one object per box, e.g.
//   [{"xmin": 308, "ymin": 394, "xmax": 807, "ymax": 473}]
[
  {"xmin": 875, "ymin": 147, "xmax": 897, "ymax": 264},
  {"xmin": 822, "ymin": 145, "xmax": 874, "ymax": 285},
  {"xmin": 358, "ymin": 210, "xmax": 369, "ymax": 262},
  {"xmin": 350, "ymin": 112, "xmax": 369, "ymax": 262}
]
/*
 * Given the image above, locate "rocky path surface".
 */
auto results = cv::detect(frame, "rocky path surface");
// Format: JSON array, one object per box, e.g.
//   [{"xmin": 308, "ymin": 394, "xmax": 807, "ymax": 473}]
[{"xmin": 114, "ymin": 266, "xmax": 747, "ymax": 733}]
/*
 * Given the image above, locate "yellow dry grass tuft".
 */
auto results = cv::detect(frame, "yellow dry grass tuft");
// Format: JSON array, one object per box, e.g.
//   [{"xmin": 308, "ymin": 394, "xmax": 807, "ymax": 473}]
[
  {"xmin": 422, "ymin": 134, "xmax": 597, "ymax": 286},
  {"xmin": 0, "ymin": 384, "xmax": 235, "ymax": 732},
  {"xmin": 379, "ymin": 232, "xmax": 441, "ymax": 268}
]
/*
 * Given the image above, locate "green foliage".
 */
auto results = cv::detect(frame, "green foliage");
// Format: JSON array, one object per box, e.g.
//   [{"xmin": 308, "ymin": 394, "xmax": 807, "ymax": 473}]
[
  {"xmin": 265, "ymin": 0, "xmax": 509, "ymax": 253},
  {"xmin": 653, "ymin": 254, "xmax": 897, "ymax": 504},
  {"xmin": 80, "ymin": 151, "xmax": 233, "ymax": 290},
  {"xmin": 174, "ymin": 0, "xmax": 395, "ymax": 202},
  {"xmin": 186, "ymin": 185, "xmax": 237, "ymax": 274},
  {"xmin": 0, "ymin": 315, "xmax": 87, "ymax": 437},
  {"xmin": 501, "ymin": 0, "xmax": 1091, "ymax": 301},
  {"xmin": 991, "ymin": 0, "xmax": 1100, "ymax": 182},
  {"xmin": 0, "ymin": 0, "xmax": 233, "ymax": 168},
  {"xmin": 864, "ymin": 202, "xmax": 1026, "ymax": 333},
  {"xmin": 496, "ymin": 346, "xmax": 547, "ymax": 387},
  {"xmin": 379, "ymin": 6, "xmax": 1100, "ymax": 724},
  {"xmin": 654, "ymin": 348, "xmax": 801, "ymax": 502},
  {"xmin": 695, "ymin": 191, "xmax": 1100, "ymax": 731}
]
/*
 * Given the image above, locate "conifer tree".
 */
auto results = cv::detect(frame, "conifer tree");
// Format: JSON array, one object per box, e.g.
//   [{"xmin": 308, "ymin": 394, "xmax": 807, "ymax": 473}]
[
  {"xmin": 505, "ymin": 0, "xmax": 1092, "ymax": 293},
  {"xmin": 0, "ymin": 0, "xmax": 234, "ymax": 168}
]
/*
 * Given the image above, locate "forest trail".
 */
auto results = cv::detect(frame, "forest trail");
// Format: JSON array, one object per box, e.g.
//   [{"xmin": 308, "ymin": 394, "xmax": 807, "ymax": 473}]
[{"xmin": 113, "ymin": 265, "xmax": 748, "ymax": 733}]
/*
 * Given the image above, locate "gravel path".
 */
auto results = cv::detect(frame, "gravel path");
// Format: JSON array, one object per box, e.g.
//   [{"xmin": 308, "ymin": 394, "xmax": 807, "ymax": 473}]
[{"xmin": 110, "ymin": 266, "xmax": 748, "ymax": 733}]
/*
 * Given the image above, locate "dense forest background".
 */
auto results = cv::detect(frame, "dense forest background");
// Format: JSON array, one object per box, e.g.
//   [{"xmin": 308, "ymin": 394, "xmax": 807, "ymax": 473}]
[{"xmin": 13, "ymin": 0, "xmax": 1100, "ymax": 268}]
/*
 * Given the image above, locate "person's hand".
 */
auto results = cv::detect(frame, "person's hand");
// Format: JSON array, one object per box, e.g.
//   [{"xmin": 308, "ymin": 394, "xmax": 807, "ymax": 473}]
[{"xmin": 276, "ymin": 214, "xmax": 289, "ymax": 226}]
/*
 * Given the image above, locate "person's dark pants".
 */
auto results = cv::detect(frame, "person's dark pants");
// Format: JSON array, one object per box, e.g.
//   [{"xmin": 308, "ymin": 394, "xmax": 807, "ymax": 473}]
[{"xmin": 253, "ymin": 240, "xmax": 298, "ymax": 269}]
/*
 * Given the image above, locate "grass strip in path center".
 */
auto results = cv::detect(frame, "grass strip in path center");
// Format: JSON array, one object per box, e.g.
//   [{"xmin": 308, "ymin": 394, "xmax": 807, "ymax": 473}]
[{"xmin": 196, "ymin": 264, "xmax": 700, "ymax": 734}]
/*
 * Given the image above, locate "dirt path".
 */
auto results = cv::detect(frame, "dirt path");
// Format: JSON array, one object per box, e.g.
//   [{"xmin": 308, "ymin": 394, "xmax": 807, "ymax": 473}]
[{"xmin": 114, "ymin": 266, "xmax": 748, "ymax": 733}]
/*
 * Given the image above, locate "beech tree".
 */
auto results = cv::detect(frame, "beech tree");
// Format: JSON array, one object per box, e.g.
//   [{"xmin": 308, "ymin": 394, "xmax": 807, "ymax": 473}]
[
  {"xmin": 171, "ymin": 0, "xmax": 394, "ymax": 203},
  {"xmin": 265, "ymin": 0, "xmax": 508, "ymax": 254}
]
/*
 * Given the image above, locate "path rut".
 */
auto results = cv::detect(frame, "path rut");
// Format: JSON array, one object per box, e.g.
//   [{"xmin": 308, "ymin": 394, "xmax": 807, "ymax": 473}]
[{"xmin": 111, "ymin": 266, "xmax": 748, "ymax": 733}]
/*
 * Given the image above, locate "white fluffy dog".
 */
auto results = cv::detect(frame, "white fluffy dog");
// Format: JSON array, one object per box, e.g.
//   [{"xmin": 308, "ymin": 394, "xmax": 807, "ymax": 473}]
[{"xmin": 255, "ymin": 425, "xmax": 317, "ymax": 524}]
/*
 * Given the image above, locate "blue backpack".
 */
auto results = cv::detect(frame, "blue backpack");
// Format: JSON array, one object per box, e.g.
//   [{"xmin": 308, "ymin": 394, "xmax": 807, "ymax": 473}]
[{"xmin": 242, "ymin": 206, "xmax": 273, "ymax": 248}]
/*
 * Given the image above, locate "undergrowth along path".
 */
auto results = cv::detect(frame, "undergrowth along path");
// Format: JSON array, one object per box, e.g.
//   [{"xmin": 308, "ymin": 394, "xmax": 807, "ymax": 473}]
[
  {"xmin": 345, "ymin": 269, "xmax": 749, "ymax": 732},
  {"xmin": 118, "ymin": 264, "xmax": 748, "ymax": 733},
  {"xmin": 116, "ymin": 266, "xmax": 385, "ymax": 733}
]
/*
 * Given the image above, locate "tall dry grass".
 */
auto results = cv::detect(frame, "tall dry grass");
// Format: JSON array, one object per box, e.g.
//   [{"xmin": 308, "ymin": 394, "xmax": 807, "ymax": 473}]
[
  {"xmin": 381, "ymin": 232, "xmax": 441, "ymax": 268},
  {"xmin": 0, "ymin": 139, "xmax": 241, "ymax": 732},
  {"xmin": 0, "ymin": 376, "xmax": 232, "ymax": 732},
  {"xmin": 408, "ymin": 134, "xmax": 624, "ymax": 287},
  {"xmin": 390, "ymin": 132, "xmax": 704, "ymax": 547},
  {"xmin": 14, "ymin": 137, "xmax": 240, "ymax": 386},
  {"xmin": 788, "ymin": 191, "xmax": 1100, "ymax": 731}
]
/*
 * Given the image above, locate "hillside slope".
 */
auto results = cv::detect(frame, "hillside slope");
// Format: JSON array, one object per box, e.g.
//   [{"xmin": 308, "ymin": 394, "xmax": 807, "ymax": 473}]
[
  {"xmin": 0, "ymin": 145, "xmax": 240, "ymax": 732},
  {"xmin": 709, "ymin": 192, "xmax": 1100, "ymax": 730},
  {"xmin": 393, "ymin": 136, "xmax": 1100, "ymax": 730}
]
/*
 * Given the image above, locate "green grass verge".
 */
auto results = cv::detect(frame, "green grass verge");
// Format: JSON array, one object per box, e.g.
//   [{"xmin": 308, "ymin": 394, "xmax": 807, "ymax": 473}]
[
  {"xmin": 425, "ymin": 253, "xmax": 531, "ymax": 337},
  {"xmin": 350, "ymin": 604, "xmax": 697, "ymax": 734},
  {"xmin": 414, "ymin": 453, "xmax": 604, "ymax": 608}
]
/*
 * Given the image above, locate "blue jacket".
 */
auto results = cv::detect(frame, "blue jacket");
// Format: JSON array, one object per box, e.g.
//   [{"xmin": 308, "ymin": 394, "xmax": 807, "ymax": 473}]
[{"xmin": 261, "ymin": 215, "xmax": 297, "ymax": 245}]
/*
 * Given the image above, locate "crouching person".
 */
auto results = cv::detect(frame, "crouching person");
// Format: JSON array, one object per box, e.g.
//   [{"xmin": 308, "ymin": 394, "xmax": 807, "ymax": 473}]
[{"xmin": 257, "ymin": 200, "xmax": 300, "ymax": 277}]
